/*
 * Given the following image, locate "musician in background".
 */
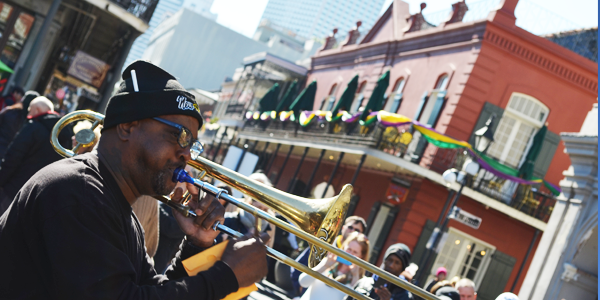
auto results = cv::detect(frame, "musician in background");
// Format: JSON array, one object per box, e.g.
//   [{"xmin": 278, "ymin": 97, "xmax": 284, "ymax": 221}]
[
  {"xmin": 344, "ymin": 243, "xmax": 413, "ymax": 300},
  {"xmin": 0, "ymin": 60, "xmax": 269, "ymax": 299}
]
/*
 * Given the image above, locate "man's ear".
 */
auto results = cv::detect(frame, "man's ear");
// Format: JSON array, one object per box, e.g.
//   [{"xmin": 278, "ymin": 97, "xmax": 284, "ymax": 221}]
[{"xmin": 116, "ymin": 120, "xmax": 140, "ymax": 141}]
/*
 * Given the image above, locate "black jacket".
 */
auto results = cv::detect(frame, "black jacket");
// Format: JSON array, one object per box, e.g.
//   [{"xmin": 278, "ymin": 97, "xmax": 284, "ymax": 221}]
[
  {"xmin": 0, "ymin": 113, "xmax": 72, "ymax": 200},
  {"xmin": 0, "ymin": 153, "xmax": 238, "ymax": 299},
  {"xmin": 0, "ymin": 106, "xmax": 26, "ymax": 160},
  {"xmin": 344, "ymin": 276, "xmax": 413, "ymax": 300}
]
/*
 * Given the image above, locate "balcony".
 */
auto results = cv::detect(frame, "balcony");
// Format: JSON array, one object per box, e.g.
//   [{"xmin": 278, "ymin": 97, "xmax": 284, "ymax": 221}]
[
  {"xmin": 224, "ymin": 116, "xmax": 556, "ymax": 222},
  {"xmin": 108, "ymin": 0, "xmax": 158, "ymax": 23}
]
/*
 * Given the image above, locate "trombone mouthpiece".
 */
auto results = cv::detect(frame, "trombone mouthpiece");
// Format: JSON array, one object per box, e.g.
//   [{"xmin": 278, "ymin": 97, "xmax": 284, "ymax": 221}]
[{"xmin": 173, "ymin": 168, "xmax": 194, "ymax": 184}]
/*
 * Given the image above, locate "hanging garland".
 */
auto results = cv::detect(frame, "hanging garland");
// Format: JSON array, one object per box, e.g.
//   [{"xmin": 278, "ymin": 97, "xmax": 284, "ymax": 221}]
[{"xmin": 244, "ymin": 110, "xmax": 561, "ymax": 195}]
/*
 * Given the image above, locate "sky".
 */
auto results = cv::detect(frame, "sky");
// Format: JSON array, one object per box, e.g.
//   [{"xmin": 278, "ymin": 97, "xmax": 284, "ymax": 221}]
[{"xmin": 209, "ymin": 0, "xmax": 598, "ymax": 38}]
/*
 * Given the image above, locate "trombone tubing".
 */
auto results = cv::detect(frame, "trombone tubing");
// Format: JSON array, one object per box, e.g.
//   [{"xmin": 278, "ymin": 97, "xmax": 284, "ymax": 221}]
[
  {"xmin": 188, "ymin": 176, "xmax": 441, "ymax": 300},
  {"xmin": 214, "ymin": 223, "xmax": 371, "ymax": 300}
]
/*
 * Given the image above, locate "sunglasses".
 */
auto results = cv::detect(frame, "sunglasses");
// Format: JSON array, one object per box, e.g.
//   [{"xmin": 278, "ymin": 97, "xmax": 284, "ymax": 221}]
[
  {"xmin": 152, "ymin": 117, "xmax": 204, "ymax": 160},
  {"xmin": 347, "ymin": 225, "xmax": 362, "ymax": 233}
]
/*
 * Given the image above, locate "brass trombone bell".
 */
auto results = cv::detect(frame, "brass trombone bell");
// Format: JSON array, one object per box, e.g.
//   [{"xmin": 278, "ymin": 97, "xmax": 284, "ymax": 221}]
[{"xmin": 187, "ymin": 156, "xmax": 350, "ymax": 268}]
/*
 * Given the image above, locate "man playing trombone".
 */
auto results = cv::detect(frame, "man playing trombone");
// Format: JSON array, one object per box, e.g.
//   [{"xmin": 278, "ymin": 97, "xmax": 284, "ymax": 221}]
[{"xmin": 0, "ymin": 61, "xmax": 269, "ymax": 299}]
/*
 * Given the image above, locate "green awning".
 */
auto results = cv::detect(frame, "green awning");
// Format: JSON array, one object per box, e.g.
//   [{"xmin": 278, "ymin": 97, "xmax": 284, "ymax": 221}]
[
  {"xmin": 290, "ymin": 80, "xmax": 317, "ymax": 119},
  {"xmin": 259, "ymin": 83, "xmax": 280, "ymax": 113},
  {"xmin": 0, "ymin": 60, "xmax": 14, "ymax": 74},
  {"xmin": 359, "ymin": 70, "xmax": 389, "ymax": 121},
  {"xmin": 275, "ymin": 80, "xmax": 298, "ymax": 113},
  {"xmin": 330, "ymin": 75, "xmax": 358, "ymax": 119}
]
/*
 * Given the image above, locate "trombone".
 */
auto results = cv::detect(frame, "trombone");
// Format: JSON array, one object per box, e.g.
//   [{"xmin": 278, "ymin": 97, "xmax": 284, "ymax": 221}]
[{"xmin": 51, "ymin": 110, "xmax": 440, "ymax": 300}]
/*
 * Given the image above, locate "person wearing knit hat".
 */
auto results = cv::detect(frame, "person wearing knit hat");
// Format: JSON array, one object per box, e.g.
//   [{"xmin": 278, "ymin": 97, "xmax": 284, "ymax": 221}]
[
  {"xmin": 344, "ymin": 243, "xmax": 413, "ymax": 300},
  {"xmin": 0, "ymin": 60, "xmax": 270, "ymax": 299},
  {"xmin": 425, "ymin": 266, "xmax": 448, "ymax": 293}
]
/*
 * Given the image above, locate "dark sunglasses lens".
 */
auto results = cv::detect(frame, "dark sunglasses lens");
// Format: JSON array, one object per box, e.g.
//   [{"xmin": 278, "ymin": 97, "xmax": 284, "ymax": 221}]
[{"xmin": 178, "ymin": 129, "xmax": 191, "ymax": 148}]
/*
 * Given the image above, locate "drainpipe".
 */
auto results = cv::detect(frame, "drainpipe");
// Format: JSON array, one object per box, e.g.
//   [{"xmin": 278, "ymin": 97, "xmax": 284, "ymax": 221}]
[{"xmin": 511, "ymin": 229, "xmax": 540, "ymax": 292}]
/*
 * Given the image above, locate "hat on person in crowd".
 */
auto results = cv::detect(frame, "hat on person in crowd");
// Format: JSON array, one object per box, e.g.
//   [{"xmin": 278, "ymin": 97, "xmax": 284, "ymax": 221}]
[
  {"xmin": 21, "ymin": 91, "xmax": 39, "ymax": 112},
  {"xmin": 383, "ymin": 243, "xmax": 411, "ymax": 269},
  {"xmin": 436, "ymin": 267, "xmax": 448, "ymax": 276},
  {"xmin": 495, "ymin": 292, "xmax": 520, "ymax": 300},
  {"xmin": 435, "ymin": 286, "xmax": 460, "ymax": 300},
  {"xmin": 104, "ymin": 60, "xmax": 203, "ymax": 130},
  {"xmin": 11, "ymin": 86, "xmax": 24, "ymax": 96}
]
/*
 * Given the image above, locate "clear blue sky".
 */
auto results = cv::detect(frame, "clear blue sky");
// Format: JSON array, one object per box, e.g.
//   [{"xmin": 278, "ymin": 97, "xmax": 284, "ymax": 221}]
[{"xmin": 209, "ymin": 0, "xmax": 598, "ymax": 37}]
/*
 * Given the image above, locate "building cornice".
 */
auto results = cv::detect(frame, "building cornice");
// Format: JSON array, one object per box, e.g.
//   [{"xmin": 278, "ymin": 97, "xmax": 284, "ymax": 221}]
[
  {"xmin": 483, "ymin": 23, "xmax": 597, "ymax": 95},
  {"xmin": 311, "ymin": 20, "xmax": 487, "ymax": 70}
]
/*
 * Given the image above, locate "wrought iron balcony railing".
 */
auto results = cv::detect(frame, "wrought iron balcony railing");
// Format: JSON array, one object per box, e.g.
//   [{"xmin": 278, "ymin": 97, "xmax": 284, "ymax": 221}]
[
  {"xmin": 110, "ymin": 0, "xmax": 158, "ymax": 23},
  {"xmin": 206, "ymin": 117, "xmax": 556, "ymax": 222}
]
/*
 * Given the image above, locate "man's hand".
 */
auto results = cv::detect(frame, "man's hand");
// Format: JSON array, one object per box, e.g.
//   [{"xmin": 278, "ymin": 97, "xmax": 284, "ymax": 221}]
[
  {"xmin": 222, "ymin": 232, "xmax": 270, "ymax": 287},
  {"xmin": 171, "ymin": 182, "xmax": 224, "ymax": 248},
  {"xmin": 374, "ymin": 287, "xmax": 392, "ymax": 300}
]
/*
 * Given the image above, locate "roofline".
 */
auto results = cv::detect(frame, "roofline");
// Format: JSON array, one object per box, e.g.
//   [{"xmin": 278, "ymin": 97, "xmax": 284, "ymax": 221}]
[{"xmin": 243, "ymin": 52, "xmax": 308, "ymax": 76}]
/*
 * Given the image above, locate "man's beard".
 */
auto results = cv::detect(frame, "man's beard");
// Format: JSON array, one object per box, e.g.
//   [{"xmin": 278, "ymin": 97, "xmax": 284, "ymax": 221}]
[{"xmin": 151, "ymin": 168, "xmax": 173, "ymax": 195}]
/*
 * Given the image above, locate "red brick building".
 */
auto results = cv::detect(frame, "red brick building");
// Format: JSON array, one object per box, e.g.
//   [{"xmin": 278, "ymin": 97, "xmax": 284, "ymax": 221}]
[{"xmin": 210, "ymin": 0, "xmax": 597, "ymax": 298}]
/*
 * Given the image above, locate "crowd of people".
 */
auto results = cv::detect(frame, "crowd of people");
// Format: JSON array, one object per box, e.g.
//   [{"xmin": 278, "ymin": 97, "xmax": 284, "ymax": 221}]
[{"xmin": 0, "ymin": 61, "xmax": 522, "ymax": 300}]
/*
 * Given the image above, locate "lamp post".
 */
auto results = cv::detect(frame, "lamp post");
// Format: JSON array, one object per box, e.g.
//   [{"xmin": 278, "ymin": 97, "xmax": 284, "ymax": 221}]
[
  {"xmin": 473, "ymin": 115, "xmax": 496, "ymax": 154},
  {"xmin": 417, "ymin": 158, "xmax": 480, "ymax": 285},
  {"xmin": 473, "ymin": 114, "xmax": 496, "ymax": 190}
]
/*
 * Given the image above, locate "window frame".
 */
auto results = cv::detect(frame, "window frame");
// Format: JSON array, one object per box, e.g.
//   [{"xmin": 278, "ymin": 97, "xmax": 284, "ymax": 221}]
[
  {"xmin": 486, "ymin": 93, "xmax": 549, "ymax": 168},
  {"xmin": 350, "ymin": 80, "xmax": 367, "ymax": 112},
  {"xmin": 383, "ymin": 77, "xmax": 406, "ymax": 113},
  {"xmin": 429, "ymin": 227, "xmax": 496, "ymax": 287},
  {"xmin": 323, "ymin": 83, "xmax": 338, "ymax": 111}
]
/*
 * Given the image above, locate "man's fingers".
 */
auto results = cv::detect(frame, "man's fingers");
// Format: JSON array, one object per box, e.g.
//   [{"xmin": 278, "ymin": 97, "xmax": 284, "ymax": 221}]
[
  {"xmin": 259, "ymin": 231, "xmax": 270, "ymax": 244},
  {"xmin": 171, "ymin": 187, "xmax": 184, "ymax": 204}
]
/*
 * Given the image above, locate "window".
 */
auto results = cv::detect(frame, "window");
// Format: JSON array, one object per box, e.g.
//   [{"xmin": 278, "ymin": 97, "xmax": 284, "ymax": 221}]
[
  {"xmin": 322, "ymin": 83, "xmax": 338, "ymax": 111},
  {"xmin": 416, "ymin": 74, "xmax": 448, "ymax": 126},
  {"xmin": 350, "ymin": 80, "xmax": 367, "ymax": 112},
  {"xmin": 486, "ymin": 93, "xmax": 549, "ymax": 168},
  {"xmin": 407, "ymin": 74, "xmax": 449, "ymax": 162},
  {"xmin": 383, "ymin": 77, "xmax": 406, "ymax": 113},
  {"xmin": 429, "ymin": 228, "xmax": 495, "ymax": 287}
]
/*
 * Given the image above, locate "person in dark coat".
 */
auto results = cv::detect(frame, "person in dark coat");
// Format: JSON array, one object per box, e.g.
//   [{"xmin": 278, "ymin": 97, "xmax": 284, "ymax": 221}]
[
  {"xmin": 0, "ymin": 90, "xmax": 39, "ymax": 160},
  {"xmin": 344, "ymin": 243, "xmax": 414, "ymax": 300},
  {"xmin": 0, "ymin": 86, "xmax": 24, "ymax": 110},
  {"xmin": 0, "ymin": 96, "xmax": 71, "ymax": 213}
]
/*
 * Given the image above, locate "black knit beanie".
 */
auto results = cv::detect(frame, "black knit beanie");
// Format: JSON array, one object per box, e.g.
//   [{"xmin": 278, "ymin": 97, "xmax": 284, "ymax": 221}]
[
  {"xmin": 104, "ymin": 60, "xmax": 203, "ymax": 130},
  {"xmin": 384, "ymin": 243, "xmax": 411, "ymax": 270}
]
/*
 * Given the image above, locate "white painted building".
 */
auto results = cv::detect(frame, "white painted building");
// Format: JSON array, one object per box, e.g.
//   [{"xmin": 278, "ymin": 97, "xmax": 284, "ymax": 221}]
[
  {"xmin": 519, "ymin": 103, "xmax": 598, "ymax": 300},
  {"xmin": 142, "ymin": 8, "xmax": 316, "ymax": 91},
  {"xmin": 123, "ymin": 0, "xmax": 216, "ymax": 71}
]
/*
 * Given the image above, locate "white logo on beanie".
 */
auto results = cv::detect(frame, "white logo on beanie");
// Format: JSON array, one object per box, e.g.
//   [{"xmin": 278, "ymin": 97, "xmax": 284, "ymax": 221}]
[{"xmin": 176, "ymin": 96, "xmax": 196, "ymax": 111}]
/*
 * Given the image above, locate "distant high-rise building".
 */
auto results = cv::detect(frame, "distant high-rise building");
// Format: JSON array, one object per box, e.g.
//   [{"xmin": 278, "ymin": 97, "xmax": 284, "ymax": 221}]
[
  {"xmin": 123, "ymin": 0, "xmax": 216, "ymax": 70},
  {"xmin": 258, "ymin": 0, "xmax": 387, "ymax": 39}
]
